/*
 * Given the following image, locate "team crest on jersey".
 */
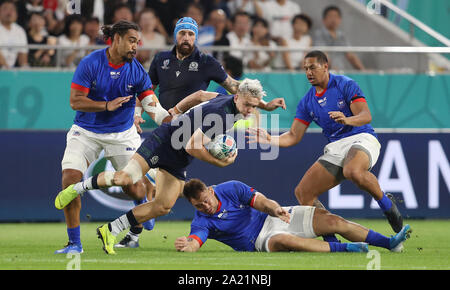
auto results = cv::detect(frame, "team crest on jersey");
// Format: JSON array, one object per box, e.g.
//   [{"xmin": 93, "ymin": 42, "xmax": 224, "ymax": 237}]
[
  {"xmin": 337, "ymin": 100, "xmax": 345, "ymax": 109},
  {"xmin": 188, "ymin": 61, "xmax": 198, "ymax": 71},
  {"xmin": 126, "ymin": 84, "xmax": 134, "ymax": 92},
  {"xmin": 110, "ymin": 71, "xmax": 121, "ymax": 79},
  {"xmin": 317, "ymin": 97, "xmax": 327, "ymax": 107},
  {"xmin": 218, "ymin": 209, "xmax": 228, "ymax": 219},
  {"xmin": 161, "ymin": 59, "xmax": 170, "ymax": 70},
  {"xmin": 150, "ymin": 155, "xmax": 159, "ymax": 165}
]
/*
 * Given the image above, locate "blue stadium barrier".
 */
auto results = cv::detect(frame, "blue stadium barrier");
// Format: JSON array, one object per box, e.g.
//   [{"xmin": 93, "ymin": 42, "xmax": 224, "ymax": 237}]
[{"xmin": 0, "ymin": 130, "xmax": 449, "ymax": 221}]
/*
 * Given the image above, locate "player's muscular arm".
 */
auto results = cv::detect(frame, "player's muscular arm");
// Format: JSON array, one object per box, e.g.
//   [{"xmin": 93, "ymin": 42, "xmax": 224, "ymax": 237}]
[
  {"xmin": 175, "ymin": 236, "xmax": 201, "ymax": 252},
  {"xmin": 247, "ymin": 119, "xmax": 308, "ymax": 148},
  {"xmin": 252, "ymin": 193, "xmax": 290, "ymax": 223},
  {"xmin": 220, "ymin": 75, "xmax": 240, "ymax": 94},
  {"xmin": 170, "ymin": 91, "xmax": 219, "ymax": 115},
  {"xmin": 69, "ymin": 89, "xmax": 131, "ymax": 112},
  {"xmin": 185, "ymin": 128, "xmax": 237, "ymax": 168},
  {"xmin": 329, "ymin": 101, "xmax": 372, "ymax": 127}
]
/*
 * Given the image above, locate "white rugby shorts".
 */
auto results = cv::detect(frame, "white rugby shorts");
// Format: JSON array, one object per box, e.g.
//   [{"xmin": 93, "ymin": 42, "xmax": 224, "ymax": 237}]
[
  {"xmin": 319, "ymin": 133, "xmax": 381, "ymax": 169},
  {"xmin": 254, "ymin": 206, "xmax": 317, "ymax": 252},
  {"xmin": 61, "ymin": 124, "xmax": 141, "ymax": 173}
]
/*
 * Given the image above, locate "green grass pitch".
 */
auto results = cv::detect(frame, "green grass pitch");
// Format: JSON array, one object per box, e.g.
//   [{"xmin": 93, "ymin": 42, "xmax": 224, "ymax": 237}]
[{"xmin": 1, "ymin": 220, "xmax": 449, "ymax": 270}]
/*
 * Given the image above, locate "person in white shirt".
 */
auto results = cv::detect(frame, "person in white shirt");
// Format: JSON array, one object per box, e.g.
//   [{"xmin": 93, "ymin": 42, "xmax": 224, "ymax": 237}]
[
  {"xmin": 0, "ymin": 0, "xmax": 28, "ymax": 68},
  {"xmin": 257, "ymin": 0, "xmax": 301, "ymax": 41},
  {"xmin": 282, "ymin": 14, "xmax": 312, "ymax": 71},
  {"xmin": 136, "ymin": 8, "xmax": 166, "ymax": 70},
  {"xmin": 248, "ymin": 17, "xmax": 276, "ymax": 71},
  {"xmin": 226, "ymin": 11, "xmax": 251, "ymax": 66},
  {"xmin": 58, "ymin": 14, "xmax": 89, "ymax": 68}
]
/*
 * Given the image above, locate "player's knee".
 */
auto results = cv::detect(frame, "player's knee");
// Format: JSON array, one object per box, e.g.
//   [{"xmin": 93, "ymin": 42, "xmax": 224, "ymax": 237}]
[
  {"xmin": 343, "ymin": 167, "xmax": 364, "ymax": 184},
  {"xmin": 295, "ymin": 185, "xmax": 313, "ymax": 206},
  {"xmin": 153, "ymin": 202, "xmax": 172, "ymax": 217},
  {"xmin": 62, "ymin": 169, "xmax": 83, "ymax": 189},
  {"xmin": 325, "ymin": 214, "xmax": 346, "ymax": 232}
]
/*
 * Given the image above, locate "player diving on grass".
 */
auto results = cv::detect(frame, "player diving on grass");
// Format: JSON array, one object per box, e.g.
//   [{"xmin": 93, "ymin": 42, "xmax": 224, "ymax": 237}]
[
  {"xmin": 54, "ymin": 20, "xmax": 173, "ymax": 254},
  {"xmin": 248, "ymin": 51, "xmax": 403, "ymax": 243},
  {"xmin": 55, "ymin": 78, "xmax": 286, "ymax": 254},
  {"xmin": 175, "ymin": 179, "xmax": 411, "ymax": 253}
]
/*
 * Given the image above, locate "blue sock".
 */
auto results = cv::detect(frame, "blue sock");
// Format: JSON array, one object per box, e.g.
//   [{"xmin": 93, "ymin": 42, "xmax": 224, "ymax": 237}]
[
  {"xmin": 377, "ymin": 194, "xmax": 392, "ymax": 212},
  {"xmin": 328, "ymin": 242, "xmax": 347, "ymax": 252},
  {"xmin": 365, "ymin": 229, "xmax": 390, "ymax": 249},
  {"xmin": 323, "ymin": 234, "xmax": 340, "ymax": 243},
  {"xmin": 67, "ymin": 226, "xmax": 81, "ymax": 246}
]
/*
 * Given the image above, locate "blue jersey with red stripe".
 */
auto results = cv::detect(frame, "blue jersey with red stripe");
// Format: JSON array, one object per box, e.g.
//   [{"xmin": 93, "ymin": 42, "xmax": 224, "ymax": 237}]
[
  {"xmin": 295, "ymin": 73, "xmax": 377, "ymax": 143},
  {"xmin": 71, "ymin": 48, "xmax": 153, "ymax": 133},
  {"xmin": 188, "ymin": 180, "xmax": 268, "ymax": 252}
]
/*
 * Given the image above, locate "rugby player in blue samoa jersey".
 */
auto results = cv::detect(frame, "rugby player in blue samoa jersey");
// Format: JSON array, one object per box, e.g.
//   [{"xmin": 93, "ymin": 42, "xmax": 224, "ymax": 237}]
[
  {"xmin": 248, "ymin": 51, "xmax": 403, "ymax": 238},
  {"xmin": 55, "ymin": 79, "xmax": 286, "ymax": 254},
  {"xmin": 174, "ymin": 179, "xmax": 410, "ymax": 253},
  {"xmin": 53, "ymin": 20, "xmax": 173, "ymax": 254}
]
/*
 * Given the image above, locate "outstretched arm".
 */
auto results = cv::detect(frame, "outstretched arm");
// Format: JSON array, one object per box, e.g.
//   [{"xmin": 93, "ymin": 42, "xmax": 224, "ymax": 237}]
[
  {"xmin": 247, "ymin": 118, "xmax": 308, "ymax": 148},
  {"xmin": 169, "ymin": 90, "xmax": 219, "ymax": 116}
]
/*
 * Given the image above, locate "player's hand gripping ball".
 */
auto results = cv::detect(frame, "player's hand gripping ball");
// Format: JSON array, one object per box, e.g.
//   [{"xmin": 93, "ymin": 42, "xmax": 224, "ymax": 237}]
[{"xmin": 207, "ymin": 134, "xmax": 237, "ymax": 160}]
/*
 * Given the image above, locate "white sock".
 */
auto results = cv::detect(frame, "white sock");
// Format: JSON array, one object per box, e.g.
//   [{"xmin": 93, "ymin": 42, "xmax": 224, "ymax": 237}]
[
  {"xmin": 109, "ymin": 214, "xmax": 131, "ymax": 236},
  {"xmin": 73, "ymin": 177, "xmax": 93, "ymax": 195}
]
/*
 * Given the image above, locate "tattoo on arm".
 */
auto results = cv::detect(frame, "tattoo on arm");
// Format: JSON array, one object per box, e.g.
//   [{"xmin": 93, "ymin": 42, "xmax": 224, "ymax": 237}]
[{"xmin": 221, "ymin": 76, "xmax": 240, "ymax": 94}]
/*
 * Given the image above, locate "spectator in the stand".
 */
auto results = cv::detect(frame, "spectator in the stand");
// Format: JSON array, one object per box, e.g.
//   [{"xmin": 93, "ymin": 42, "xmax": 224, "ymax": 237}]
[
  {"xmin": 226, "ymin": 11, "xmax": 251, "ymax": 66},
  {"xmin": 27, "ymin": 12, "xmax": 56, "ymax": 67},
  {"xmin": 313, "ymin": 5, "xmax": 365, "ymax": 71},
  {"xmin": 111, "ymin": 3, "xmax": 133, "ymax": 23},
  {"xmin": 104, "ymin": 0, "xmax": 137, "ymax": 24},
  {"xmin": 281, "ymin": 13, "xmax": 312, "ymax": 71},
  {"xmin": 0, "ymin": 0, "xmax": 28, "ymax": 68},
  {"xmin": 227, "ymin": 0, "xmax": 264, "ymax": 17},
  {"xmin": 58, "ymin": 14, "xmax": 89, "ymax": 67},
  {"xmin": 17, "ymin": 0, "xmax": 45, "ymax": 28},
  {"xmin": 205, "ymin": 8, "xmax": 229, "ymax": 62},
  {"xmin": 146, "ymin": 0, "xmax": 182, "ymax": 36},
  {"xmin": 184, "ymin": 3, "xmax": 215, "ymax": 47},
  {"xmin": 257, "ymin": 0, "xmax": 300, "ymax": 42},
  {"xmin": 247, "ymin": 17, "xmax": 276, "ymax": 71},
  {"xmin": 81, "ymin": 0, "xmax": 105, "ymax": 24},
  {"xmin": 84, "ymin": 16, "xmax": 105, "ymax": 45},
  {"xmin": 136, "ymin": 8, "xmax": 166, "ymax": 70}
]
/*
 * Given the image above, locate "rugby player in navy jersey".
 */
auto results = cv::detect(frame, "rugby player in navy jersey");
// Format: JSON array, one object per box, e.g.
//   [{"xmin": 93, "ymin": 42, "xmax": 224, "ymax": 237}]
[
  {"xmin": 55, "ymin": 79, "xmax": 286, "ymax": 254},
  {"xmin": 54, "ymin": 20, "xmax": 172, "ymax": 254},
  {"xmin": 248, "ymin": 51, "xmax": 403, "ymax": 237},
  {"xmin": 175, "ymin": 179, "xmax": 410, "ymax": 253}
]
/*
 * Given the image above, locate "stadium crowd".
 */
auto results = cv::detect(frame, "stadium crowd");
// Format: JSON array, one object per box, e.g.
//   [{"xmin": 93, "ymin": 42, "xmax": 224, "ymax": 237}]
[{"xmin": 0, "ymin": 0, "xmax": 366, "ymax": 71}]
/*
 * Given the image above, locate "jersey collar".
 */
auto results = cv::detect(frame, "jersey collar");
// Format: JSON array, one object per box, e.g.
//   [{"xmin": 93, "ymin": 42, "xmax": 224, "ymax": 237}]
[{"xmin": 315, "ymin": 73, "xmax": 335, "ymax": 98}]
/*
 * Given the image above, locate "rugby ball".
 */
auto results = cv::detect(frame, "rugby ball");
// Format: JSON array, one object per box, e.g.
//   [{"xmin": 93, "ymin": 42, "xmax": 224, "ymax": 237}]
[{"xmin": 206, "ymin": 134, "xmax": 237, "ymax": 160}]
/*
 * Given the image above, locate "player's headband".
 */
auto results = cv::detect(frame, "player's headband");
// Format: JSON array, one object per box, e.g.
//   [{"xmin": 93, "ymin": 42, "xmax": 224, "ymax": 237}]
[{"xmin": 174, "ymin": 17, "xmax": 198, "ymax": 43}]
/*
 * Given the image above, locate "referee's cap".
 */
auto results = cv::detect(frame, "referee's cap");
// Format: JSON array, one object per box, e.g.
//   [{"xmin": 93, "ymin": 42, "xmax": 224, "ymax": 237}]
[{"xmin": 174, "ymin": 17, "xmax": 198, "ymax": 43}]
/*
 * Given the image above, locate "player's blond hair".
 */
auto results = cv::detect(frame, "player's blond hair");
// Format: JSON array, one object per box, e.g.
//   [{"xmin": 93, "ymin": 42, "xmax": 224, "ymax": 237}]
[{"xmin": 237, "ymin": 78, "xmax": 266, "ymax": 99}]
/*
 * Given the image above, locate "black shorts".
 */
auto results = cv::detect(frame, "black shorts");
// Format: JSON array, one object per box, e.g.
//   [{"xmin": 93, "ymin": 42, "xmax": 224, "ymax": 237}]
[{"xmin": 136, "ymin": 133, "xmax": 188, "ymax": 181}]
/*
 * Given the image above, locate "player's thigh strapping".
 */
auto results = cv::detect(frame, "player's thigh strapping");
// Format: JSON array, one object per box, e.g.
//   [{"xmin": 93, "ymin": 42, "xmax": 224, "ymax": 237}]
[{"xmin": 254, "ymin": 206, "xmax": 317, "ymax": 252}]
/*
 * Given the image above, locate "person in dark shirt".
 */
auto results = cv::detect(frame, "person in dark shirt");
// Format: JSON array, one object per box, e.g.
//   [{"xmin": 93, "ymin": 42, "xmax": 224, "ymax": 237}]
[{"xmin": 148, "ymin": 17, "xmax": 240, "ymax": 111}]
